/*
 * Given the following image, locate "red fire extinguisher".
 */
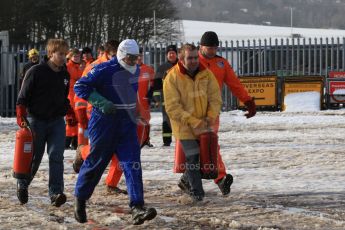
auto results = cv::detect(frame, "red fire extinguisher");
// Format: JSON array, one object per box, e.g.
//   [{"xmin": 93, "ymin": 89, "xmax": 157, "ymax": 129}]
[
  {"xmin": 174, "ymin": 131, "xmax": 218, "ymax": 179},
  {"xmin": 199, "ymin": 131, "xmax": 218, "ymax": 179},
  {"xmin": 137, "ymin": 118, "xmax": 150, "ymax": 148},
  {"xmin": 13, "ymin": 117, "xmax": 33, "ymax": 179}
]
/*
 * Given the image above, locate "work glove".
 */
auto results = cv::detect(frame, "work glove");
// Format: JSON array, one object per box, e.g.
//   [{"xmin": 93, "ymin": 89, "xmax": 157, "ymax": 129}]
[
  {"xmin": 16, "ymin": 104, "xmax": 28, "ymax": 128},
  {"xmin": 205, "ymin": 117, "xmax": 216, "ymax": 127},
  {"xmin": 88, "ymin": 91, "xmax": 117, "ymax": 115},
  {"xmin": 244, "ymin": 98, "xmax": 256, "ymax": 119},
  {"xmin": 205, "ymin": 117, "xmax": 217, "ymax": 132},
  {"xmin": 75, "ymin": 108, "xmax": 88, "ymax": 129},
  {"xmin": 192, "ymin": 118, "xmax": 208, "ymax": 136}
]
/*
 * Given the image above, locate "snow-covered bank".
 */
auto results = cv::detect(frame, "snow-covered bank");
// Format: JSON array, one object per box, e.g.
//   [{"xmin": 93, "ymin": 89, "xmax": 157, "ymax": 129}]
[{"xmin": 182, "ymin": 20, "xmax": 345, "ymax": 42}]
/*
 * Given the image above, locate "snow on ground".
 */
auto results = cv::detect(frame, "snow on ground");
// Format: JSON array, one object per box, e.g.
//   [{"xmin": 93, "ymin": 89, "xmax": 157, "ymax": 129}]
[{"xmin": 1, "ymin": 93, "xmax": 345, "ymax": 229}]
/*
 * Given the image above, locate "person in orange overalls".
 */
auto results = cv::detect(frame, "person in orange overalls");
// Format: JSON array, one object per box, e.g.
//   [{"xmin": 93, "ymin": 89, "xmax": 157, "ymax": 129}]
[
  {"xmin": 74, "ymin": 42, "xmax": 119, "ymax": 150},
  {"xmin": 65, "ymin": 48, "xmax": 83, "ymax": 150},
  {"xmin": 73, "ymin": 40, "xmax": 119, "ymax": 151},
  {"xmin": 136, "ymin": 48, "xmax": 155, "ymax": 146},
  {"xmin": 81, "ymin": 47, "xmax": 94, "ymax": 67},
  {"xmin": 175, "ymin": 31, "xmax": 257, "ymax": 196}
]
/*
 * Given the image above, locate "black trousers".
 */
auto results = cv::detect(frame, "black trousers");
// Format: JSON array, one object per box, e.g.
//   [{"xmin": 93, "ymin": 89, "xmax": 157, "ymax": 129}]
[{"xmin": 162, "ymin": 105, "xmax": 172, "ymax": 145}]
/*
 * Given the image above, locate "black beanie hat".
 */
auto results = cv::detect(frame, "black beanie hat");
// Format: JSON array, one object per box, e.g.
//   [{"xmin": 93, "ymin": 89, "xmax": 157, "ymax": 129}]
[
  {"xmin": 200, "ymin": 31, "xmax": 219, "ymax": 46},
  {"xmin": 166, "ymin": 45, "xmax": 177, "ymax": 54},
  {"xmin": 82, "ymin": 47, "xmax": 92, "ymax": 54}
]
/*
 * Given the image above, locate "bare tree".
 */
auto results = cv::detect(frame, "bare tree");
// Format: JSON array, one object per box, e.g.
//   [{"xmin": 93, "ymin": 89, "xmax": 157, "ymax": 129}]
[{"xmin": 0, "ymin": 0, "xmax": 179, "ymax": 46}]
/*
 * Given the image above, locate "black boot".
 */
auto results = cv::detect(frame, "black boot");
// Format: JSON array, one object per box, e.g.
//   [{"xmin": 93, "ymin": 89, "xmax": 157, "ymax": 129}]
[
  {"xmin": 190, "ymin": 193, "xmax": 204, "ymax": 202},
  {"xmin": 65, "ymin": 137, "xmax": 72, "ymax": 149},
  {"xmin": 17, "ymin": 182, "xmax": 28, "ymax": 204},
  {"xmin": 217, "ymin": 174, "xmax": 233, "ymax": 195},
  {"xmin": 177, "ymin": 176, "xmax": 191, "ymax": 194},
  {"xmin": 131, "ymin": 205, "xmax": 157, "ymax": 225},
  {"xmin": 51, "ymin": 193, "xmax": 67, "ymax": 207},
  {"xmin": 74, "ymin": 198, "xmax": 87, "ymax": 223},
  {"xmin": 71, "ymin": 136, "xmax": 78, "ymax": 150}
]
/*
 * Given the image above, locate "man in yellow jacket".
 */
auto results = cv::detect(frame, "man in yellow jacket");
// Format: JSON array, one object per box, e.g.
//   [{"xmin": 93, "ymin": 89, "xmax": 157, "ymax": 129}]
[{"xmin": 163, "ymin": 44, "xmax": 222, "ymax": 202}]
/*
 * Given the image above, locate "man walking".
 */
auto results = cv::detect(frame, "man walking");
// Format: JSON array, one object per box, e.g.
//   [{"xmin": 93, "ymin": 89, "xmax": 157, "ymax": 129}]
[
  {"xmin": 153, "ymin": 45, "xmax": 178, "ymax": 146},
  {"xmin": 16, "ymin": 39, "xmax": 71, "ymax": 206},
  {"xmin": 73, "ymin": 39, "xmax": 157, "ymax": 225},
  {"xmin": 163, "ymin": 43, "xmax": 222, "ymax": 202}
]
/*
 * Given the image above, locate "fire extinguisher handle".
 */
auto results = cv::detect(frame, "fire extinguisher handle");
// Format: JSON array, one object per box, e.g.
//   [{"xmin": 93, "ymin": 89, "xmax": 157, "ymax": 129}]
[
  {"xmin": 22, "ymin": 116, "xmax": 31, "ymax": 128},
  {"xmin": 21, "ymin": 117, "xmax": 33, "ymax": 139}
]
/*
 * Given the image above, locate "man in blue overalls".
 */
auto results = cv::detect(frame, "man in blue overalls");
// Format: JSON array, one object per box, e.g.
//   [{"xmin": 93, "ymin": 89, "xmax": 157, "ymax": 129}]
[{"xmin": 73, "ymin": 39, "xmax": 157, "ymax": 225}]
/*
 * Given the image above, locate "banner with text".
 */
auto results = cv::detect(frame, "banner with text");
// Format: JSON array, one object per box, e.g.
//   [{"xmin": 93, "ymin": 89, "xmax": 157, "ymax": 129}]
[{"xmin": 238, "ymin": 76, "xmax": 277, "ymax": 107}]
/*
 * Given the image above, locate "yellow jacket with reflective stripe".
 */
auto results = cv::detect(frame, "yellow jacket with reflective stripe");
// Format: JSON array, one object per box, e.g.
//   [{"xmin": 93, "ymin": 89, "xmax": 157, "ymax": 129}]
[{"xmin": 163, "ymin": 62, "xmax": 222, "ymax": 140}]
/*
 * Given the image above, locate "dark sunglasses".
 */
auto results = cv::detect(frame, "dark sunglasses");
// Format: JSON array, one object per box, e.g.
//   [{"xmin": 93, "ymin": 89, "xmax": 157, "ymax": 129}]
[
  {"xmin": 126, "ymin": 54, "xmax": 139, "ymax": 62},
  {"xmin": 186, "ymin": 56, "xmax": 199, "ymax": 60}
]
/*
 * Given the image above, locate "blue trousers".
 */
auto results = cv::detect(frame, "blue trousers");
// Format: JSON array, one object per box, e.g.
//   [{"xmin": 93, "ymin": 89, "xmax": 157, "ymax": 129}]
[
  {"xmin": 74, "ymin": 114, "xmax": 143, "ymax": 207},
  {"xmin": 18, "ymin": 116, "xmax": 66, "ymax": 197}
]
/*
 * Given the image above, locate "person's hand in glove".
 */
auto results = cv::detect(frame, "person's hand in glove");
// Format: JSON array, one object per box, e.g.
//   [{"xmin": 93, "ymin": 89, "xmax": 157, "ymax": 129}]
[
  {"xmin": 16, "ymin": 104, "xmax": 27, "ymax": 128},
  {"xmin": 88, "ymin": 91, "xmax": 117, "ymax": 115},
  {"xmin": 205, "ymin": 117, "xmax": 216, "ymax": 126},
  {"xmin": 66, "ymin": 107, "xmax": 77, "ymax": 126},
  {"xmin": 192, "ymin": 118, "xmax": 208, "ymax": 136},
  {"xmin": 244, "ymin": 98, "xmax": 256, "ymax": 119},
  {"xmin": 205, "ymin": 116, "xmax": 217, "ymax": 131}
]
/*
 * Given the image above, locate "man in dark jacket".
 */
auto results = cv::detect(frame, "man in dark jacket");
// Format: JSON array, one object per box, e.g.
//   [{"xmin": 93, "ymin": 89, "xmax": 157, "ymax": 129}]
[
  {"xmin": 16, "ymin": 39, "xmax": 72, "ymax": 207},
  {"xmin": 19, "ymin": 48, "xmax": 39, "ymax": 88},
  {"xmin": 153, "ymin": 45, "xmax": 178, "ymax": 146}
]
